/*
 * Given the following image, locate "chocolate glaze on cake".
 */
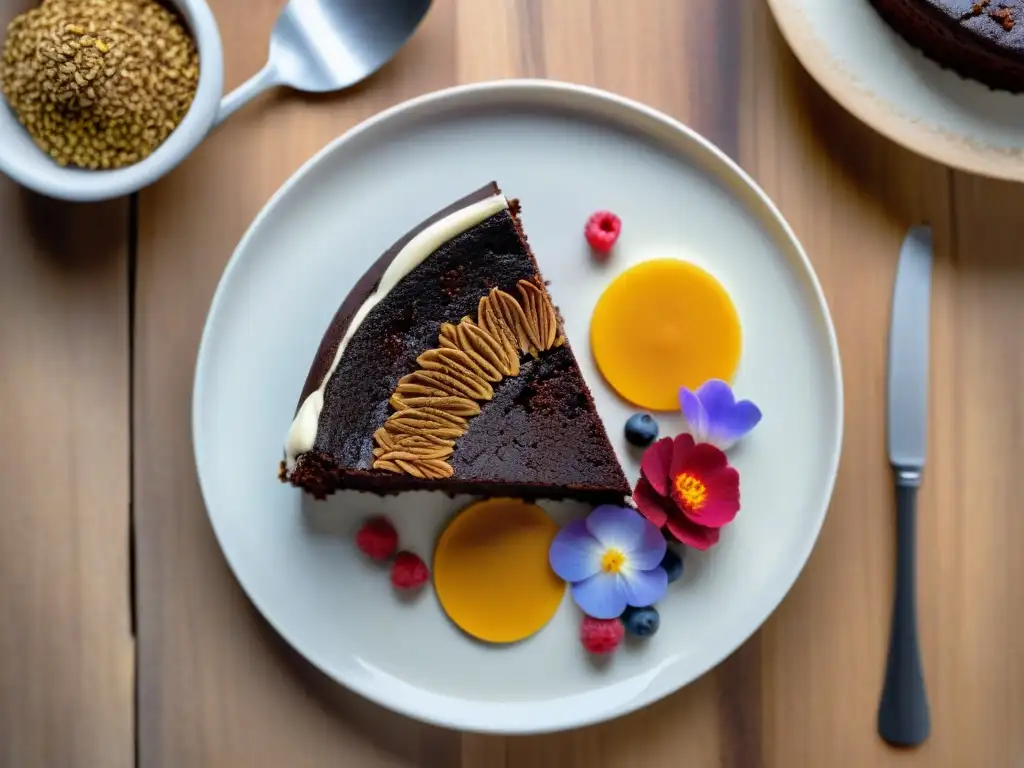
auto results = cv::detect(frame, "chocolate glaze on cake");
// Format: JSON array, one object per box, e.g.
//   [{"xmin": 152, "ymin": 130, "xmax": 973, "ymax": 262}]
[
  {"xmin": 870, "ymin": 0, "xmax": 1024, "ymax": 92},
  {"xmin": 285, "ymin": 182, "xmax": 630, "ymax": 503}
]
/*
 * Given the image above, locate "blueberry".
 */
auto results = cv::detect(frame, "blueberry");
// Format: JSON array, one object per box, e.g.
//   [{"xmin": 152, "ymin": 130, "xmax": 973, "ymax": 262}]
[
  {"xmin": 660, "ymin": 549, "xmax": 684, "ymax": 583},
  {"xmin": 625, "ymin": 413, "xmax": 659, "ymax": 447},
  {"xmin": 621, "ymin": 605, "xmax": 660, "ymax": 638}
]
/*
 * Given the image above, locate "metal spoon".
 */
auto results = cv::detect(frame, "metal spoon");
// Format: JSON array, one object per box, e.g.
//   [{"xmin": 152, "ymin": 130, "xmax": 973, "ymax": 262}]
[{"xmin": 215, "ymin": 0, "xmax": 433, "ymax": 126}]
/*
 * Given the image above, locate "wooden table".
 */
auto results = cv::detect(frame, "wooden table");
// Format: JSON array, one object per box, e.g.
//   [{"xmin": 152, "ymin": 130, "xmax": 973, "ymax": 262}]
[{"xmin": 2, "ymin": 0, "xmax": 1022, "ymax": 765}]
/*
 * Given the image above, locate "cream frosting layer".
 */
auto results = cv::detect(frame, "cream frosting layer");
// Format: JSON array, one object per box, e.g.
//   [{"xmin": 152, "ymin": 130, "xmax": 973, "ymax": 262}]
[{"xmin": 284, "ymin": 194, "xmax": 510, "ymax": 471}]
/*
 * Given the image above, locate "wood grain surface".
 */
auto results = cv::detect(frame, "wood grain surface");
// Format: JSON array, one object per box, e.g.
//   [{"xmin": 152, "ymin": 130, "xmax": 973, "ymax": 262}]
[
  {"xmin": 2, "ymin": 0, "xmax": 1022, "ymax": 765},
  {"xmin": 0, "ymin": 4, "xmax": 133, "ymax": 765}
]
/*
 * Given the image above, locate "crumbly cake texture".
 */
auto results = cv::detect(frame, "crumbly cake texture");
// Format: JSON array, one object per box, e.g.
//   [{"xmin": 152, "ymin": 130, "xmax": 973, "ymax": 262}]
[
  {"xmin": 285, "ymin": 182, "xmax": 630, "ymax": 503},
  {"xmin": 869, "ymin": 0, "xmax": 1024, "ymax": 92}
]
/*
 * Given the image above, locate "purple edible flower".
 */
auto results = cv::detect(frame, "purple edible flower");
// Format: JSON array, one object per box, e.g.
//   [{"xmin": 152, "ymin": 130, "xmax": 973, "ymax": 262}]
[
  {"xmin": 549, "ymin": 505, "xmax": 668, "ymax": 619},
  {"xmin": 678, "ymin": 379, "xmax": 762, "ymax": 451}
]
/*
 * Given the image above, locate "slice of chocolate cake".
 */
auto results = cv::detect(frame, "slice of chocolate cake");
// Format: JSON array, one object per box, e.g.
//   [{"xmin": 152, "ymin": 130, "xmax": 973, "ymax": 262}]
[
  {"xmin": 869, "ymin": 0, "xmax": 1024, "ymax": 92},
  {"xmin": 282, "ymin": 182, "xmax": 630, "ymax": 503}
]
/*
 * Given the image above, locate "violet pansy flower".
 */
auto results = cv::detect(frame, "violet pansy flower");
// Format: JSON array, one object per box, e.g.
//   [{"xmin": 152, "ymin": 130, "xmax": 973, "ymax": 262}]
[
  {"xmin": 679, "ymin": 379, "xmax": 762, "ymax": 451},
  {"xmin": 549, "ymin": 505, "xmax": 668, "ymax": 619}
]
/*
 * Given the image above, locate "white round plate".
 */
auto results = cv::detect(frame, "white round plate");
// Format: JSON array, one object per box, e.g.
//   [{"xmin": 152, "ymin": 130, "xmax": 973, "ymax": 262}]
[
  {"xmin": 193, "ymin": 80, "xmax": 842, "ymax": 733},
  {"xmin": 768, "ymin": 0, "xmax": 1024, "ymax": 181}
]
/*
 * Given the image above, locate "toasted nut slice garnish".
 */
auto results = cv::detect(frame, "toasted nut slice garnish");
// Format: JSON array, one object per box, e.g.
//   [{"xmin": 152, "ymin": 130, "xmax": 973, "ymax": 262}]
[
  {"xmin": 395, "ymin": 459, "xmax": 425, "ymax": 478},
  {"xmin": 385, "ymin": 419, "xmax": 464, "ymax": 440},
  {"xmin": 376, "ymin": 280, "xmax": 565, "ymax": 478},
  {"xmin": 516, "ymin": 280, "xmax": 548, "ymax": 351},
  {"xmin": 414, "ymin": 406, "xmax": 469, "ymax": 429},
  {"xmin": 395, "ymin": 380, "xmax": 453, "ymax": 399},
  {"xmin": 457, "ymin": 319, "xmax": 509, "ymax": 379},
  {"xmin": 373, "ymin": 427, "xmax": 396, "ymax": 450},
  {"xmin": 399, "ymin": 370, "xmax": 483, "ymax": 400},
  {"xmin": 379, "ymin": 445, "xmax": 453, "ymax": 461},
  {"xmin": 396, "ymin": 434, "xmax": 455, "ymax": 447},
  {"xmin": 395, "ymin": 396, "xmax": 480, "ymax": 416},
  {"xmin": 415, "ymin": 352, "xmax": 493, "ymax": 400},
  {"xmin": 518, "ymin": 279, "xmax": 558, "ymax": 350},
  {"xmin": 478, "ymin": 303, "xmax": 515, "ymax": 366},
  {"xmin": 438, "ymin": 322, "xmax": 459, "ymax": 349},
  {"xmin": 493, "ymin": 288, "xmax": 532, "ymax": 353},
  {"xmin": 480, "ymin": 291, "xmax": 527, "ymax": 363},
  {"xmin": 418, "ymin": 459, "xmax": 454, "ymax": 479},
  {"xmin": 418, "ymin": 348, "xmax": 490, "ymax": 386},
  {"xmin": 386, "ymin": 410, "xmax": 464, "ymax": 433}
]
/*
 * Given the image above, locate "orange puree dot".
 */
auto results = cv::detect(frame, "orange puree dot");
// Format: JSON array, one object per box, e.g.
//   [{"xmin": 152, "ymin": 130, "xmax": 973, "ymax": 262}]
[
  {"xmin": 590, "ymin": 259, "xmax": 741, "ymax": 411},
  {"xmin": 433, "ymin": 499, "xmax": 565, "ymax": 644}
]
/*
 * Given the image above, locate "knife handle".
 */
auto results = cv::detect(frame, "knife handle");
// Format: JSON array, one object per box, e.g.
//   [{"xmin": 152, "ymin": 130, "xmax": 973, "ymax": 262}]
[{"xmin": 878, "ymin": 470, "xmax": 930, "ymax": 747}]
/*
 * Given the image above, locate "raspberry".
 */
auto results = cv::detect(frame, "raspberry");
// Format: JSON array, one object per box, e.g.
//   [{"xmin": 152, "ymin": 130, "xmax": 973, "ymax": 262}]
[
  {"xmin": 584, "ymin": 211, "xmax": 622, "ymax": 254},
  {"xmin": 354, "ymin": 516, "xmax": 398, "ymax": 561},
  {"xmin": 580, "ymin": 615, "xmax": 624, "ymax": 654},
  {"xmin": 390, "ymin": 551, "xmax": 430, "ymax": 590}
]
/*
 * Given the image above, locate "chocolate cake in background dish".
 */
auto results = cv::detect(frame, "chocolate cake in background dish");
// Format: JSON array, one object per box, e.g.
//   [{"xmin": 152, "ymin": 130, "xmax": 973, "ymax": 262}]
[
  {"xmin": 282, "ymin": 182, "xmax": 630, "ymax": 503},
  {"xmin": 869, "ymin": 0, "xmax": 1024, "ymax": 92}
]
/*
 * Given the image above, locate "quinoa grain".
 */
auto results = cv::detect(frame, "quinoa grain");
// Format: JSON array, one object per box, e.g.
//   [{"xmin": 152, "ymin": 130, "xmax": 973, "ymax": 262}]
[{"xmin": 0, "ymin": 0, "xmax": 200, "ymax": 170}]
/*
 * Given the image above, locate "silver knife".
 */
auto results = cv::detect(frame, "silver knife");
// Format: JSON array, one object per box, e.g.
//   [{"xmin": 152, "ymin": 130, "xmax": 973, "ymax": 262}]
[{"xmin": 877, "ymin": 225, "xmax": 932, "ymax": 747}]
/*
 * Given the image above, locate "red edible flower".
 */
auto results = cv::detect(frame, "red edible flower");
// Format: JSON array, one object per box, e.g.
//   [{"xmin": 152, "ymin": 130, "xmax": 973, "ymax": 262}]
[{"xmin": 632, "ymin": 434, "xmax": 740, "ymax": 550}]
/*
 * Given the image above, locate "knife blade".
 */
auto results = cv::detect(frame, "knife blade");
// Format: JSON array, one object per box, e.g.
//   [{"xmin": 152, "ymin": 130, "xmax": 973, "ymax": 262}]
[
  {"xmin": 878, "ymin": 224, "xmax": 933, "ymax": 748},
  {"xmin": 886, "ymin": 225, "xmax": 933, "ymax": 471}
]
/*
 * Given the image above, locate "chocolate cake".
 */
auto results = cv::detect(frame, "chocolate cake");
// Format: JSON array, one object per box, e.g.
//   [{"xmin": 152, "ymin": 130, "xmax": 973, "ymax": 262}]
[
  {"xmin": 869, "ymin": 0, "xmax": 1024, "ymax": 92},
  {"xmin": 282, "ymin": 182, "xmax": 630, "ymax": 503}
]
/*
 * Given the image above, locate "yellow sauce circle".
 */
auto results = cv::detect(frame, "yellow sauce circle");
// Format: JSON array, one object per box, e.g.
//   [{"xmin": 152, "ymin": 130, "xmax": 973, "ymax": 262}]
[
  {"xmin": 433, "ymin": 498, "xmax": 565, "ymax": 644},
  {"xmin": 590, "ymin": 259, "xmax": 741, "ymax": 411}
]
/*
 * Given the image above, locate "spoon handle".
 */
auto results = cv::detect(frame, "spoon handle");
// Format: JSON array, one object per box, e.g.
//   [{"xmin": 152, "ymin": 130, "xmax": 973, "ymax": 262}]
[
  {"xmin": 215, "ymin": 63, "xmax": 281, "ymax": 127},
  {"xmin": 877, "ymin": 477, "xmax": 930, "ymax": 747}
]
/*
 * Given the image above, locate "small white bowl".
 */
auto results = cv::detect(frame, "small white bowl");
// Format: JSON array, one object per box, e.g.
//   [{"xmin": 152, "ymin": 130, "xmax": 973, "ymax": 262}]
[{"xmin": 0, "ymin": 0, "xmax": 223, "ymax": 202}]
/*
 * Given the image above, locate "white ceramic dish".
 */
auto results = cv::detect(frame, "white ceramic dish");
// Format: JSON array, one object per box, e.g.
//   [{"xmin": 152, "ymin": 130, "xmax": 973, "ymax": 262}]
[
  {"xmin": 193, "ymin": 80, "xmax": 843, "ymax": 733},
  {"xmin": 0, "ymin": 0, "xmax": 223, "ymax": 202},
  {"xmin": 768, "ymin": 0, "xmax": 1024, "ymax": 182}
]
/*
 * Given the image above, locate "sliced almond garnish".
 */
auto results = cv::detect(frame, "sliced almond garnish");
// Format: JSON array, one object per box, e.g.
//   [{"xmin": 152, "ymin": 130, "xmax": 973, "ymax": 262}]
[
  {"xmin": 518, "ymin": 279, "xmax": 558, "ymax": 350},
  {"xmin": 478, "ymin": 295, "xmax": 517, "ymax": 367},
  {"xmin": 385, "ymin": 415, "xmax": 464, "ymax": 438},
  {"xmin": 394, "ymin": 396, "xmax": 480, "ymax": 416},
  {"xmin": 395, "ymin": 380, "xmax": 453, "ymax": 399},
  {"xmin": 455, "ymin": 319, "xmax": 506, "ymax": 380},
  {"xmin": 516, "ymin": 280, "xmax": 547, "ymax": 352},
  {"xmin": 379, "ymin": 445, "xmax": 453, "ymax": 461},
  {"xmin": 418, "ymin": 347, "xmax": 491, "ymax": 386},
  {"xmin": 438, "ymin": 322, "xmax": 459, "ymax": 349},
  {"xmin": 494, "ymin": 289, "xmax": 532, "ymax": 353},
  {"xmin": 375, "ymin": 280, "xmax": 563, "ymax": 479},
  {"xmin": 373, "ymin": 427, "xmax": 396, "ymax": 450},
  {"xmin": 418, "ymin": 459, "xmax": 454, "ymax": 479},
  {"xmin": 395, "ymin": 459, "xmax": 425, "ymax": 478},
  {"xmin": 415, "ymin": 350, "xmax": 493, "ymax": 400},
  {"xmin": 398, "ymin": 370, "xmax": 482, "ymax": 400},
  {"xmin": 396, "ymin": 434, "xmax": 455, "ymax": 448},
  {"xmin": 413, "ymin": 406, "xmax": 469, "ymax": 429}
]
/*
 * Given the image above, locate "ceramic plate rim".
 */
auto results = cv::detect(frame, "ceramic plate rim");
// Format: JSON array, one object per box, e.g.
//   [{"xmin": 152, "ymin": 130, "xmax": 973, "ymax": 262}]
[
  {"xmin": 192, "ymin": 79, "xmax": 844, "ymax": 733},
  {"xmin": 766, "ymin": 0, "xmax": 1024, "ymax": 182}
]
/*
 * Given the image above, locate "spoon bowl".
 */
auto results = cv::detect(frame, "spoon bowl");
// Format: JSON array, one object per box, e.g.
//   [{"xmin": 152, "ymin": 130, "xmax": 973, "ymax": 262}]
[{"xmin": 217, "ymin": 0, "xmax": 432, "ymax": 125}]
